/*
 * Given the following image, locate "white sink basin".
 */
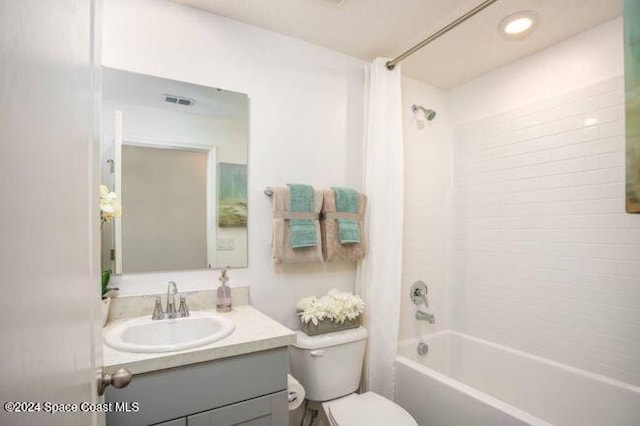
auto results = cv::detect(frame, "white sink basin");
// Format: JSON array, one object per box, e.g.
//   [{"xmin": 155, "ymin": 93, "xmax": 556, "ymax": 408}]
[{"xmin": 105, "ymin": 311, "xmax": 235, "ymax": 353}]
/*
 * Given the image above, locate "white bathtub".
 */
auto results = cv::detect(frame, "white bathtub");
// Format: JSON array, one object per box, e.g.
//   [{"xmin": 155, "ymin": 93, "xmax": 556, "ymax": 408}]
[{"xmin": 395, "ymin": 331, "xmax": 640, "ymax": 426}]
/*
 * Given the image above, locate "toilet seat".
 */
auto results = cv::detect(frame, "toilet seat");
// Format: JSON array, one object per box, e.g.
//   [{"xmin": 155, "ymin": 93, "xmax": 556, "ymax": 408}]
[{"xmin": 322, "ymin": 392, "xmax": 417, "ymax": 426}]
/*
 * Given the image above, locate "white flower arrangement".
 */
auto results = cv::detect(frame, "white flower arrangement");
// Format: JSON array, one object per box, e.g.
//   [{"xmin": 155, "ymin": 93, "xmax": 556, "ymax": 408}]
[
  {"xmin": 100, "ymin": 184, "xmax": 121, "ymax": 227},
  {"xmin": 297, "ymin": 289, "xmax": 365, "ymax": 325}
]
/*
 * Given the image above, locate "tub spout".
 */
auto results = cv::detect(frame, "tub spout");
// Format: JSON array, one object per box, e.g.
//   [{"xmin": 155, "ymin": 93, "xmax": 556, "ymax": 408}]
[{"xmin": 416, "ymin": 310, "xmax": 435, "ymax": 324}]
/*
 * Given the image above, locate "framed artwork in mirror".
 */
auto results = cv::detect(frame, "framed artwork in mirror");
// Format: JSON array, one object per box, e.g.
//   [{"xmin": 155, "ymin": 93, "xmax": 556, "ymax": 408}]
[{"xmin": 218, "ymin": 162, "xmax": 248, "ymax": 227}]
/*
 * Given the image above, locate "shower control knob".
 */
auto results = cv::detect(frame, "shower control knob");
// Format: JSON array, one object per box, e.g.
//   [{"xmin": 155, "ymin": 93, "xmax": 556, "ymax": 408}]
[{"xmin": 410, "ymin": 281, "xmax": 429, "ymax": 306}]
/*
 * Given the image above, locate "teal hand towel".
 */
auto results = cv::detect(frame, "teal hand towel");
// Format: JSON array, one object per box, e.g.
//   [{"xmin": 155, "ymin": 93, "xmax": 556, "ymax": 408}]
[
  {"xmin": 332, "ymin": 187, "xmax": 360, "ymax": 244},
  {"xmin": 288, "ymin": 184, "xmax": 317, "ymax": 249}
]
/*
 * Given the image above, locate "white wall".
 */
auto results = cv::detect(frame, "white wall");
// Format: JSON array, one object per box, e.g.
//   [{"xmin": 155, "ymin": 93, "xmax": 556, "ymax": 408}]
[
  {"xmin": 400, "ymin": 76, "xmax": 453, "ymax": 341},
  {"xmin": 450, "ymin": 18, "xmax": 640, "ymax": 386},
  {"xmin": 103, "ymin": 0, "xmax": 365, "ymax": 330},
  {"xmin": 450, "ymin": 18, "xmax": 624, "ymax": 125}
]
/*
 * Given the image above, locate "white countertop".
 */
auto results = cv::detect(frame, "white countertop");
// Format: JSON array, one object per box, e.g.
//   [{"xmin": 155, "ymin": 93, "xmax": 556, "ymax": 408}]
[{"xmin": 102, "ymin": 305, "xmax": 296, "ymax": 375}]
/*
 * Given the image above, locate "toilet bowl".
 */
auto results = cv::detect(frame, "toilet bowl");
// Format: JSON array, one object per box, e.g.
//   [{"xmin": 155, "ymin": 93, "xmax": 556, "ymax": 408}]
[
  {"xmin": 323, "ymin": 392, "xmax": 417, "ymax": 426},
  {"xmin": 289, "ymin": 327, "xmax": 417, "ymax": 426}
]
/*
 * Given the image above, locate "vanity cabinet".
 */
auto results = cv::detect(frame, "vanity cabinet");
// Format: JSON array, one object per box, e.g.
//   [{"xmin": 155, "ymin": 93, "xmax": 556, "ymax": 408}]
[{"xmin": 105, "ymin": 347, "xmax": 289, "ymax": 426}]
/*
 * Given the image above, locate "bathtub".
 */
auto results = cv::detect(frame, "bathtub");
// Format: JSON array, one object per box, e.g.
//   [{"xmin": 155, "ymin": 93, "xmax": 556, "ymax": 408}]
[{"xmin": 395, "ymin": 331, "xmax": 640, "ymax": 426}]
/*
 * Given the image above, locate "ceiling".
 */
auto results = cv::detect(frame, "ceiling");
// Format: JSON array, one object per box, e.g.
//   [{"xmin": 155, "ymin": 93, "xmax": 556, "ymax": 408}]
[
  {"xmin": 172, "ymin": 0, "xmax": 622, "ymax": 89},
  {"xmin": 102, "ymin": 67, "xmax": 248, "ymax": 118}
]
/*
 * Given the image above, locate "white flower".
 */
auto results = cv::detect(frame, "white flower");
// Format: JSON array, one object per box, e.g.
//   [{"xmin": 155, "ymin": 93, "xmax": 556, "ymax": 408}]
[
  {"xmin": 299, "ymin": 302, "xmax": 327, "ymax": 325},
  {"xmin": 100, "ymin": 184, "xmax": 122, "ymax": 224},
  {"xmin": 297, "ymin": 289, "xmax": 365, "ymax": 325},
  {"xmin": 296, "ymin": 296, "xmax": 317, "ymax": 312}
]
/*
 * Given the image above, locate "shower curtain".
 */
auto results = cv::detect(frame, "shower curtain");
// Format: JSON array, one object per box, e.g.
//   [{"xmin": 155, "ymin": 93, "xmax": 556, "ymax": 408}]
[{"xmin": 357, "ymin": 58, "xmax": 404, "ymax": 400}]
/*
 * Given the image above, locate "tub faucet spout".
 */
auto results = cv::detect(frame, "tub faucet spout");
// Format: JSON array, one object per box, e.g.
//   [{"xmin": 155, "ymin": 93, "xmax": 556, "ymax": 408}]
[{"xmin": 416, "ymin": 310, "xmax": 435, "ymax": 324}]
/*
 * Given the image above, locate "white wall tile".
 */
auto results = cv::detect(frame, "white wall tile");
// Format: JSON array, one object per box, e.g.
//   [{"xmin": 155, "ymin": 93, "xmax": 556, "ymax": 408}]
[
  {"xmin": 400, "ymin": 76, "xmax": 452, "ymax": 341},
  {"xmin": 453, "ymin": 76, "xmax": 640, "ymax": 386}
]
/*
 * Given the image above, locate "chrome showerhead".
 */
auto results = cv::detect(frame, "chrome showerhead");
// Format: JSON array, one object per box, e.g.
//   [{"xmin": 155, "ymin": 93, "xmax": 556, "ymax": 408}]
[{"xmin": 411, "ymin": 104, "xmax": 436, "ymax": 121}]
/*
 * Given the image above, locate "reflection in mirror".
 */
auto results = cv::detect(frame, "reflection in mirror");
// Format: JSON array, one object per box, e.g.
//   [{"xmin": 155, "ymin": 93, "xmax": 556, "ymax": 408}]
[{"xmin": 101, "ymin": 67, "xmax": 249, "ymax": 273}]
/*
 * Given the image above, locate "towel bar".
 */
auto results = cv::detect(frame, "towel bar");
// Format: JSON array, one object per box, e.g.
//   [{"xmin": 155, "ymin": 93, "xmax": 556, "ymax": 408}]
[{"xmin": 264, "ymin": 186, "xmax": 274, "ymax": 196}]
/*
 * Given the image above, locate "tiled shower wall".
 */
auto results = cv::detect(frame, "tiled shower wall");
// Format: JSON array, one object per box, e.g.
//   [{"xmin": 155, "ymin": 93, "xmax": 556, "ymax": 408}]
[
  {"xmin": 400, "ymin": 76, "xmax": 452, "ymax": 341},
  {"xmin": 453, "ymin": 76, "xmax": 640, "ymax": 386}
]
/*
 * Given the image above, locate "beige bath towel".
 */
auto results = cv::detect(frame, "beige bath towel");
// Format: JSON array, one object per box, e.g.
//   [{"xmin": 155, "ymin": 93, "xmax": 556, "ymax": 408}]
[
  {"xmin": 272, "ymin": 186, "xmax": 324, "ymax": 264},
  {"xmin": 321, "ymin": 189, "xmax": 367, "ymax": 262}
]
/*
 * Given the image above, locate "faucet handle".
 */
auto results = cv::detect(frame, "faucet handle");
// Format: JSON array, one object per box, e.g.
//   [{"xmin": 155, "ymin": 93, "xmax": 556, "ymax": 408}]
[
  {"xmin": 178, "ymin": 294, "xmax": 190, "ymax": 318},
  {"xmin": 151, "ymin": 296, "xmax": 165, "ymax": 320},
  {"xmin": 410, "ymin": 281, "xmax": 429, "ymax": 306}
]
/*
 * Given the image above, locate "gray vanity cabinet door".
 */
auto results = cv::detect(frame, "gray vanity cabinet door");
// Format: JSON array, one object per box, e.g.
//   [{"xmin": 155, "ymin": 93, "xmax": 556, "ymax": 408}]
[
  {"xmin": 187, "ymin": 391, "xmax": 288, "ymax": 426},
  {"xmin": 106, "ymin": 348, "xmax": 288, "ymax": 426},
  {"xmin": 153, "ymin": 419, "xmax": 186, "ymax": 426}
]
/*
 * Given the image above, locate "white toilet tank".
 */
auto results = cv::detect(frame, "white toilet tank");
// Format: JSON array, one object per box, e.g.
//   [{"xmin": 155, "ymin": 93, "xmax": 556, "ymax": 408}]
[{"xmin": 289, "ymin": 327, "xmax": 368, "ymax": 402}]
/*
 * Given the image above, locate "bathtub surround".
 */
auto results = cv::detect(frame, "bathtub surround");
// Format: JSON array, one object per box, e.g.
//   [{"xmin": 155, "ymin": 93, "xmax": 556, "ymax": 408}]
[
  {"xmin": 356, "ymin": 58, "xmax": 405, "ymax": 399},
  {"xmin": 452, "ymin": 75, "xmax": 640, "ymax": 385},
  {"xmin": 449, "ymin": 17, "xmax": 640, "ymax": 387},
  {"xmin": 400, "ymin": 76, "xmax": 453, "ymax": 341}
]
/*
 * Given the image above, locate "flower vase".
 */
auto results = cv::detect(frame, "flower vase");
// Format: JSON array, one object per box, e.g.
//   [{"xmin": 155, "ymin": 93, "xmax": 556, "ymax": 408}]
[{"xmin": 301, "ymin": 317, "xmax": 360, "ymax": 336}]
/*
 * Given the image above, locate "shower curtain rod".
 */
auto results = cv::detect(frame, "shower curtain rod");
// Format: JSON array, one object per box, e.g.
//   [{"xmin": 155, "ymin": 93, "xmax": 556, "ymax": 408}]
[{"xmin": 386, "ymin": 0, "xmax": 499, "ymax": 70}]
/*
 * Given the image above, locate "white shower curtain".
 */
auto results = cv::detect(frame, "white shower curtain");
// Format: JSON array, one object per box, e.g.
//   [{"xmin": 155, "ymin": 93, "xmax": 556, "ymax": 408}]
[{"xmin": 357, "ymin": 58, "xmax": 404, "ymax": 400}]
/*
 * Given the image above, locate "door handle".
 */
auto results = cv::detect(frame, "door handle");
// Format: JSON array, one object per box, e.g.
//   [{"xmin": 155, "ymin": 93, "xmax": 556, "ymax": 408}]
[{"xmin": 97, "ymin": 367, "xmax": 132, "ymax": 396}]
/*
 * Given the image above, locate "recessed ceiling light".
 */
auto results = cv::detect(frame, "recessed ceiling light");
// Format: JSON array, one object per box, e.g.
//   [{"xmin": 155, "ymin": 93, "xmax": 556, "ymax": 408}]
[{"xmin": 499, "ymin": 11, "xmax": 538, "ymax": 39}]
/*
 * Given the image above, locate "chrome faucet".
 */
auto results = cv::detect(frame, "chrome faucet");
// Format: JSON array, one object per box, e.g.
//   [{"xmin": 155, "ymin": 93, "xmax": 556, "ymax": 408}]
[
  {"xmin": 166, "ymin": 281, "xmax": 178, "ymax": 319},
  {"xmin": 149, "ymin": 283, "xmax": 190, "ymax": 320},
  {"xmin": 411, "ymin": 281, "xmax": 435, "ymax": 324},
  {"xmin": 415, "ymin": 310, "xmax": 435, "ymax": 324}
]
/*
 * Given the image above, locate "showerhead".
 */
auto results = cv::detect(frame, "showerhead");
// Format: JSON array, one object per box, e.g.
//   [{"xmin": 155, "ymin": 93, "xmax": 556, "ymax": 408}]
[{"xmin": 411, "ymin": 104, "xmax": 436, "ymax": 121}]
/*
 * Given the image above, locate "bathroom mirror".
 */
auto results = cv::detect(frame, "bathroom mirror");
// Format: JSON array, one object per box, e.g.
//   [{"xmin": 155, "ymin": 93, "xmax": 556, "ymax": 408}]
[{"xmin": 101, "ymin": 67, "xmax": 249, "ymax": 273}]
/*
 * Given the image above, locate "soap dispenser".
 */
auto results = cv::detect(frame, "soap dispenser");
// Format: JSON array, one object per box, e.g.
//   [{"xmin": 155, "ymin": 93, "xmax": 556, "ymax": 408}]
[{"xmin": 217, "ymin": 266, "xmax": 232, "ymax": 312}]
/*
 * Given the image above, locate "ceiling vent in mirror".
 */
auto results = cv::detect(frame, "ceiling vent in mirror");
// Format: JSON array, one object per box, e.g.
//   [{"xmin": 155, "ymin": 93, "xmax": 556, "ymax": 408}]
[{"xmin": 163, "ymin": 94, "xmax": 195, "ymax": 107}]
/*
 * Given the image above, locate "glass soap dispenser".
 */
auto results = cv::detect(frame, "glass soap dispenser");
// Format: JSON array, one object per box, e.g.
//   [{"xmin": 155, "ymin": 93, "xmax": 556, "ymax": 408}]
[{"xmin": 216, "ymin": 266, "xmax": 232, "ymax": 312}]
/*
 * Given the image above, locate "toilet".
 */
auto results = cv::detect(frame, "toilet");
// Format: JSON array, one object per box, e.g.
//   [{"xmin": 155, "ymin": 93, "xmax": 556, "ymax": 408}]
[{"xmin": 289, "ymin": 327, "xmax": 417, "ymax": 426}]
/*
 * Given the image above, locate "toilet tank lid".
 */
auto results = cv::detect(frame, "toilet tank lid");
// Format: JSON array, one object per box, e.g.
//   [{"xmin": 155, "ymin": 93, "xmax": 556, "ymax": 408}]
[{"xmin": 293, "ymin": 327, "xmax": 368, "ymax": 350}]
